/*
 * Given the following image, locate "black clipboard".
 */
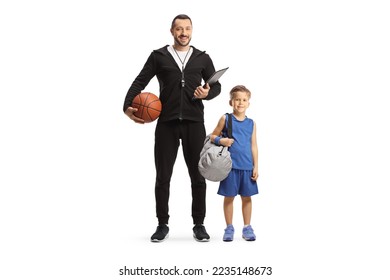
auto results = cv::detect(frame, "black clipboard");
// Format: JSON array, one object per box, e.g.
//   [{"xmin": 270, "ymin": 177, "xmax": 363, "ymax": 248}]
[{"xmin": 204, "ymin": 67, "xmax": 229, "ymax": 87}]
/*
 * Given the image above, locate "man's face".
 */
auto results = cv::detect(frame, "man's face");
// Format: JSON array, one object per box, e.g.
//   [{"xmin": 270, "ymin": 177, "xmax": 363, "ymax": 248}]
[{"xmin": 171, "ymin": 19, "xmax": 192, "ymax": 48}]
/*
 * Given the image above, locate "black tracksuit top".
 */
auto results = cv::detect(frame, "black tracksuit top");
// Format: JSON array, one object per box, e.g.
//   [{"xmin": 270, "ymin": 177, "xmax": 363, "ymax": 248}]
[{"xmin": 123, "ymin": 45, "xmax": 222, "ymax": 123}]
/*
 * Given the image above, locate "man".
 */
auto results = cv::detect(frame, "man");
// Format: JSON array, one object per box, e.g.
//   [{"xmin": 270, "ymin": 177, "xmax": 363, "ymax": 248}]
[{"xmin": 123, "ymin": 14, "xmax": 221, "ymax": 242}]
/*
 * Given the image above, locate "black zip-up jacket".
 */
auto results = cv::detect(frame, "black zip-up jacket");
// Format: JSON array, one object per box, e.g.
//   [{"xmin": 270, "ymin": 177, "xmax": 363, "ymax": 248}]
[{"xmin": 123, "ymin": 45, "xmax": 221, "ymax": 122}]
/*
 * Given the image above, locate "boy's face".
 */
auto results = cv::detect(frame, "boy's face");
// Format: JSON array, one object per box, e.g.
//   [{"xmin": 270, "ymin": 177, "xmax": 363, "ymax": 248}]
[{"xmin": 230, "ymin": 91, "xmax": 250, "ymax": 113}]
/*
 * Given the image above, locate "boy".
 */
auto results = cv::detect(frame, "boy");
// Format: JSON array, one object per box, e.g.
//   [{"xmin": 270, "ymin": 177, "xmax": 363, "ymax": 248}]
[{"xmin": 210, "ymin": 85, "xmax": 258, "ymax": 241}]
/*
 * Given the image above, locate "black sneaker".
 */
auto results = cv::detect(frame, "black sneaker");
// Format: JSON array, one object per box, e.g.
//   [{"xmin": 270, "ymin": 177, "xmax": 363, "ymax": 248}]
[
  {"xmin": 193, "ymin": 224, "xmax": 210, "ymax": 242},
  {"xmin": 150, "ymin": 224, "xmax": 169, "ymax": 242}
]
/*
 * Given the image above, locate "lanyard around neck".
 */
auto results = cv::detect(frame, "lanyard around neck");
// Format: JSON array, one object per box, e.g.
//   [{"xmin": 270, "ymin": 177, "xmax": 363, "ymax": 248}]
[{"xmin": 173, "ymin": 47, "xmax": 191, "ymax": 87}]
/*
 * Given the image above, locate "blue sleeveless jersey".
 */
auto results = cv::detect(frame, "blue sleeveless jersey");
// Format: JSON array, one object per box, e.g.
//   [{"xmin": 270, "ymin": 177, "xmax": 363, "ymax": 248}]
[{"xmin": 223, "ymin": 114, "xmax": 254, "ymax": 170}]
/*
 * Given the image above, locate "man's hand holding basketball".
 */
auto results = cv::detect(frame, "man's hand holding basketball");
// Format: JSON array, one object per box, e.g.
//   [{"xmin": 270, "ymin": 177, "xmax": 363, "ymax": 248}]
[{"xmin": 125, "ymin": 107, "xmax": 145, "ymax": 124}]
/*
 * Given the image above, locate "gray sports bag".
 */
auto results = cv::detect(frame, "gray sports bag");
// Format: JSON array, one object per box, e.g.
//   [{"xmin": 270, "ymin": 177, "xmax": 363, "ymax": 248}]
[{"xmin": 198, "ymin": 114, "xmax": 232, "ymax": 182}]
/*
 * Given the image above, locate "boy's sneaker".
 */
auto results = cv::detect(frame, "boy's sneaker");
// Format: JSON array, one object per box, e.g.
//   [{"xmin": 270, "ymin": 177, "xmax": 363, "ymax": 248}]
[
  {"xmin": 193, "ymin": 224, "xmax": 210, "ymax": 242},
  {"xmin": 242, "ymin": 225, "xmax": 256, "ymax": 241},
  {"xmin": 223, "ymin": 225, "xmax": 235, "ymax": 242},
  {"xmin": 151, "ymin": 224, "xmax": 169, "ymax": 242}
]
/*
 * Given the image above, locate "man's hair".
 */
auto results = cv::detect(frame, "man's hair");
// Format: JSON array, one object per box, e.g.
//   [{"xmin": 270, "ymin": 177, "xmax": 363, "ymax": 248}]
[
  {"xmin": 230, "ymin": 85, "xmax": 252, "ymax": 100},
  {"xmin": 171, "ymin": 14, "xmax": 192, "ymax": 29}
]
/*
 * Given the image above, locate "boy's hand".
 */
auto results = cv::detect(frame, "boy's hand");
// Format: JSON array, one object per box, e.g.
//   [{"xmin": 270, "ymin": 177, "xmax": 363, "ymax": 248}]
[
  {"xmin": 251, "ymin": 169, "xmax": 258, "ymax": 181},
  {"xmin": 220, "ymin": 137, "xmax": 234, "ymax": 147}
]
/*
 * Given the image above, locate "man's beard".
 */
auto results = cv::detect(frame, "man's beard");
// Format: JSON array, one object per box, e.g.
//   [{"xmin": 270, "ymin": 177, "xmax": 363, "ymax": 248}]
[{"xmin": 174, "ymin": 36, "xmax": 191, "ymax": 47}]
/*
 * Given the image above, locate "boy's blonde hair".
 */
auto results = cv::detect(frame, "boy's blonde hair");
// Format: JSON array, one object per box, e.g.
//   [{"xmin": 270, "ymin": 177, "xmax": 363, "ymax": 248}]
[{"xmin": 229, "ymin": 85, "xmax": 251, "ymax": 100}]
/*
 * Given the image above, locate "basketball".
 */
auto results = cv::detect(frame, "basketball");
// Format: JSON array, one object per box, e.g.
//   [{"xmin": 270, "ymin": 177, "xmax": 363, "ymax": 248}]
[{"xmin": 131, "ymin": 92, "xmax": 162, "ymax": 123}]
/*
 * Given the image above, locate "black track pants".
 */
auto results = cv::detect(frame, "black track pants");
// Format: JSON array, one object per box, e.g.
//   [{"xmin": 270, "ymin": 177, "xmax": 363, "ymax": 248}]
[{"xmin": 154, "ymin": 120, "xmax": 206, "ymax": 225}]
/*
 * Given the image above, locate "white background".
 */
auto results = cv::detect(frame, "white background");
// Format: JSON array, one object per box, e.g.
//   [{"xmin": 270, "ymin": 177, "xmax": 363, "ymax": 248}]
[{"xmin": 1, "ymin": 0, "xmax": 389, "ymax": 279}]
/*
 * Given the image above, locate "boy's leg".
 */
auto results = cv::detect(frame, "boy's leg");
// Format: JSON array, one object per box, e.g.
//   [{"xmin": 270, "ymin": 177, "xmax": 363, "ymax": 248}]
[
  {"xmin": 241, "ymin": 196, "xmax": 256, "ymax": 241},
  {"xmin": 224, "ymin": 196, "xmax": 235, "ymax": 225},
  {"xmin": 241, "ymin": 196, "xmax": 252, "ymax": 225},
  {"xmin": 223, "ymin": 196, "xmax": 235, "ymax": 241}
]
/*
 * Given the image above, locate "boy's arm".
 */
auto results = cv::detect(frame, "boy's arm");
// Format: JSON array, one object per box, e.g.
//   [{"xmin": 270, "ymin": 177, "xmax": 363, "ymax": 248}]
[
  {"xmin": 210, "ymin": 115, "xmax": 234, "ymax": 147},
  {"xmin": 251, "ymin": 121, "xmax": 259, "ymax": 181},
  {"xmin": 210, "ymin": 115, "xmax": 225, "ymax": 142}
]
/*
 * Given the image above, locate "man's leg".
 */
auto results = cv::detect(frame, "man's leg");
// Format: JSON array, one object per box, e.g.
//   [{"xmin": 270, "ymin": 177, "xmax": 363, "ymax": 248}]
[
  {"xmin": 181, "ymin": 121, "xmax": 210, "ymax": 241},
  {"xmin": 180, "ymin": 121, "xmax": 207, "ymax": 224},
  {"xmin": 154, "ymin": 121, "xmax": 180, "ymax": 225}
]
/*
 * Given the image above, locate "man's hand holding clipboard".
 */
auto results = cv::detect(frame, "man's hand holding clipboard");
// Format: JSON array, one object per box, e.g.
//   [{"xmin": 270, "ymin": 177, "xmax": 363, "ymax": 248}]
[{"xmin": 193, "ymin": 67, "xmax": 229, "ymax": 100}]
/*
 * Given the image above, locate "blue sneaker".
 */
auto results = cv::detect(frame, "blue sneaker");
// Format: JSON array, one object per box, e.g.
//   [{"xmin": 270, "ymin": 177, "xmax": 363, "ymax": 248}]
[
  {"xmin": 223, "ymin": 225, "xmax": 235, "ymax": 242},
  {"xmin": 242, "ymin": 225, "xmax": 256, "ymax": 241}
]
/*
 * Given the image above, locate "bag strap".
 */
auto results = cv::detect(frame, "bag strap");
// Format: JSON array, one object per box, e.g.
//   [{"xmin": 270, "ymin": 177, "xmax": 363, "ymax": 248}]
[{"xmin": 227, "ymin": 113, "xmax": 232, "ymax": 138}]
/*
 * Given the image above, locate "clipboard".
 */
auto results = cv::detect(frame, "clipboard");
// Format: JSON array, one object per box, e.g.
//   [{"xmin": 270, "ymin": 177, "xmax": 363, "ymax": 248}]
[
  {"xmin": 204, "ymin": 67, "xmax": 229, "ymax": 87},
  {"xmin": 194, "ymin": 67, "xmax": 229, "ymax": 100}
]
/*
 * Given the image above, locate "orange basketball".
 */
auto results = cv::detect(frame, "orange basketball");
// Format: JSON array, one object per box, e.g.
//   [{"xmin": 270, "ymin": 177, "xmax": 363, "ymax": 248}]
[{"xmin": 131, "ymin": 92, "xmax": 162, "ymax": 123}]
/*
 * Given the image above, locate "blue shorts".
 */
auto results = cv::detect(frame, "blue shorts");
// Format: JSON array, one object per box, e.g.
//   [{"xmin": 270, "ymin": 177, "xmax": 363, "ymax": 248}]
[{"xmin": 218, "ymin": 169, "xmax": 259, "ymax": 197}]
